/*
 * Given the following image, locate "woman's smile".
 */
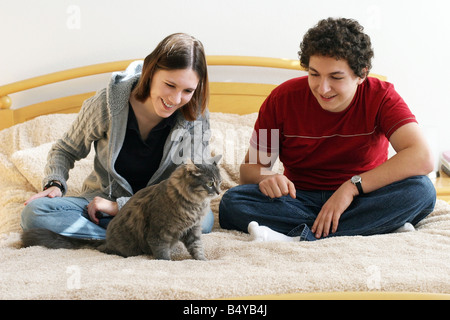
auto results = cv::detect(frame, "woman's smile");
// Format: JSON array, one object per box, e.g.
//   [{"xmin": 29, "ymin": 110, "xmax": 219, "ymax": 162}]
[{"xmin": 161, "ymin": 98, "xmax": 176, "ymax": 109}]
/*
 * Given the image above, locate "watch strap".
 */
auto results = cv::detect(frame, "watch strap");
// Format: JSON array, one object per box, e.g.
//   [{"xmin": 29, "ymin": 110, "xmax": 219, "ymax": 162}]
[
  {"xmin": 355, "ymin": 181, "xmax": 364, "ymax": 195},
  {"xmin": 44, "ymin": 181, "xmax": 65, "ymax": 193}
]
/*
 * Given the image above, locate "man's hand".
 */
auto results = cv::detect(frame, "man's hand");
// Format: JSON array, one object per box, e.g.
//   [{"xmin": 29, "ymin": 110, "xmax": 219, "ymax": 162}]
[
  {"xmin": 259, "ymin": 173, "xmax": 297, "ymax": 199},
  {"xmin": 311, "ymin": 180, "xmax": 358, "ymax": 239}
]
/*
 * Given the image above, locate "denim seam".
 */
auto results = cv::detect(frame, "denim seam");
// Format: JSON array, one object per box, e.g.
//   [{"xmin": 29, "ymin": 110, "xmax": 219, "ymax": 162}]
[{"xmin": 288, "ymin": 223, "xmax": 315, "ymax": 241}]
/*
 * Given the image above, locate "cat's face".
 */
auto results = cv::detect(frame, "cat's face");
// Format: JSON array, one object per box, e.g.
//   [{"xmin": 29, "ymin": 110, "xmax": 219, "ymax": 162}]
[{"xmin": 185, "ymin": 163, "xmax": 222, "ymax": 198}]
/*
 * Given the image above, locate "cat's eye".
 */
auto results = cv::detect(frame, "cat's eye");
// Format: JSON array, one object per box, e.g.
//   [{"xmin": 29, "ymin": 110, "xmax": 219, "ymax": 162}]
[{"xmin": 206, "ymin": 181, "xmax": 214, "ymax": 188}]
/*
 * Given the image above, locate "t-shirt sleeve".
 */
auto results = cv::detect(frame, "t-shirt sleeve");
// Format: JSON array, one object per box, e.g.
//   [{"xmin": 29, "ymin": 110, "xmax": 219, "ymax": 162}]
[
  {"xmin": 377, "ymin": 83, "xmax": 417, "ymax": 140},
  {"xmin": 249, "ymin": 93, "xmax": 281, "ymax": 154}
]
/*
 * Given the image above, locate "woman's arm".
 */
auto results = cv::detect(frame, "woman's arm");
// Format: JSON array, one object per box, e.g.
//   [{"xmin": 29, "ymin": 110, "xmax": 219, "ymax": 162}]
[
  {"xmin": 25, "ymin": 90, "xmax": 109, "ymax": 205},
  {"xmin": 44, "ymin": 90, "xmax": 109, "ymax": 194}
]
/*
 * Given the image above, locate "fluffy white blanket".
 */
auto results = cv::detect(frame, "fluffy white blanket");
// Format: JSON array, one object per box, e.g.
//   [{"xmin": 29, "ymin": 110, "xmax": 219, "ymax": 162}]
[{"xmin": 0, "ymin": 113, "xmax": 449, "ymax": 299}]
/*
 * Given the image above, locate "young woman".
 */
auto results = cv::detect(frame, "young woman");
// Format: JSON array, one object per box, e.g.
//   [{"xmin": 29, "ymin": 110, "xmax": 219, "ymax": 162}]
[
  {"xmin": 219, "ymin": 18, "xmax": 436, "ymax": 241},
  {"xmin": 21, "ymin": 33, "xmax": 214, "ymax": 238}
]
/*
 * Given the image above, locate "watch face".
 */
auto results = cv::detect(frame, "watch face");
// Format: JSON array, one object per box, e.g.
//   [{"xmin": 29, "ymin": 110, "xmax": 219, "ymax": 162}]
[{"xmin": 352, "ymin": 175, "xmax": 361, "ymax": 184}]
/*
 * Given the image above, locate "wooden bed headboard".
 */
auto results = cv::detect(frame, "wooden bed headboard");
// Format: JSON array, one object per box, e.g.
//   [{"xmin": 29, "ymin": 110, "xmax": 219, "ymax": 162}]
[{"xmin": 0, "ymin": 56, "xmax": 386, "ymax": 130}]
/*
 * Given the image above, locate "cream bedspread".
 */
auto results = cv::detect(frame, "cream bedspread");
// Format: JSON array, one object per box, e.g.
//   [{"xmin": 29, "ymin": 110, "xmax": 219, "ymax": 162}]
[{"xmin": 0, "ymin": 113, "xmax": 449, "ymax": 299}]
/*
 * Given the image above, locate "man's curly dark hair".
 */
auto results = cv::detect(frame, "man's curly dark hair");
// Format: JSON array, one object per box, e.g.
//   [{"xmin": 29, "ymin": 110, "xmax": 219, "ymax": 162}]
[{"xmin": 298, "ymin": 18, "xmax": 374, "ymax": 78}]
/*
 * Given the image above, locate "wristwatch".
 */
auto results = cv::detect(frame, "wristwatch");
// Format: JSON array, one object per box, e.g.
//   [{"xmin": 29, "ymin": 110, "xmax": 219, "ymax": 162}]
[
  {"xmin": 351, "ymin": 175, "xmax": 364, "ymax": 195},
  {"xmin": 44, "ymin": 180, "xmax": 65, "ymax": 194}
]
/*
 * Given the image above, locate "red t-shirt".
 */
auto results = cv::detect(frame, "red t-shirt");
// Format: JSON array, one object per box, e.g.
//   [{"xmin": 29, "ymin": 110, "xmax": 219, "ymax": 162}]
[{"xmin": 250, "ymin": 76, "xmax": 417, "ymax": 191}]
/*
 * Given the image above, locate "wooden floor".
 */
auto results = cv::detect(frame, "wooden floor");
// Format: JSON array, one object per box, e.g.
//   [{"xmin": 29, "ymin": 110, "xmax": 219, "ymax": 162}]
[{"xmin": 433, "ymin": 170, "xmax": 450, "ymax": 202}]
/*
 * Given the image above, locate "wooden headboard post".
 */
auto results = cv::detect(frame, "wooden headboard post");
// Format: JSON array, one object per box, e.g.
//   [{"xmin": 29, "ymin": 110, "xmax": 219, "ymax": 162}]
[{"xmin": 0, "ymin": 95, "xmax": 13, "ymax": 129}]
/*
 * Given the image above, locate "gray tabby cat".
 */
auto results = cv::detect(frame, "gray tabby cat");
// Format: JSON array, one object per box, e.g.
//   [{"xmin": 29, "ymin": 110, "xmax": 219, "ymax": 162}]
[{"xmin": 21, "ymin": 158, "xmax": 222, "ymax": 261}]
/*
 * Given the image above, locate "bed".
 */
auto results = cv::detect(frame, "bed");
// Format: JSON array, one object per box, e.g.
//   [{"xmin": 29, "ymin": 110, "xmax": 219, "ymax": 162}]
[{"xmin": 0, "ymin": 56, "xmax": 449, "ymax": 300}]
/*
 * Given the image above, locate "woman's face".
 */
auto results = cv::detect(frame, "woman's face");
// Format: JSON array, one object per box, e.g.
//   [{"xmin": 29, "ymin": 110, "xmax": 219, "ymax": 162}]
[
  {"xmin": 149, "ymin": 68, "xmax": 199, "ymax": 118},
  {"xmin": 308, "ymin": 55, "xmax": 365, "ymax": 113}
]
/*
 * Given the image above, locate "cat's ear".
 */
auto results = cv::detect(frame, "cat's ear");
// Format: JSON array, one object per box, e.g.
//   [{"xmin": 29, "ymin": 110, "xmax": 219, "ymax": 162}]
[
  {"xmin": 207, "ymin": 155, "xmax": 222, "ymax": 166},
  {"xmin": 185, "ymin": 158, "xmax": 201, "ymax": 176}
]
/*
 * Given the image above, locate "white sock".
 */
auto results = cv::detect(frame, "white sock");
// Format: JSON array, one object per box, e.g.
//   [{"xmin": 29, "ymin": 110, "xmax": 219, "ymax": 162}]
[
  {"xmin": 247, "ymin": 221, "xmax": 300, "ymax": 242},
  {"xmin": 393, "ymin": 222, "xmax": 416, "ymax": 233}
]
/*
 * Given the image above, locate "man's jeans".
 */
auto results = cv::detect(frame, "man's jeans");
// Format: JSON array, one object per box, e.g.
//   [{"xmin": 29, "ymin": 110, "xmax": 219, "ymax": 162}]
[
  {"xmin": 21, "ymin": 196, "xmax": 214, "ymax": 239},
  {"xmin": 219, "ymin": 176, "xmax": 436, "ymax": 241}
]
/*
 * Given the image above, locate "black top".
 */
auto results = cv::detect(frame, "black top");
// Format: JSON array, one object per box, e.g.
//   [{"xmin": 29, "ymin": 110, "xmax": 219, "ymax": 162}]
[{"xmin": 115, "ymin": 104, "xmax": 177, "ymax": 193}]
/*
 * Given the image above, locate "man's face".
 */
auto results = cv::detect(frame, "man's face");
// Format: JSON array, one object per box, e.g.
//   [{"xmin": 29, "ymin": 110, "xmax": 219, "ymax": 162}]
[{"xmin": 308, "ymin": 55, "xmax": 365, "ymax": 113}]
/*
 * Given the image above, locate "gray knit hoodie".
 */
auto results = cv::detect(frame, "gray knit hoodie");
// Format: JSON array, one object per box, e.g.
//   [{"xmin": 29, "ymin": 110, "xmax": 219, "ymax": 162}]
[{"xmin": 43, "ymin": 61, "xmax": 211, "ymax": 209}]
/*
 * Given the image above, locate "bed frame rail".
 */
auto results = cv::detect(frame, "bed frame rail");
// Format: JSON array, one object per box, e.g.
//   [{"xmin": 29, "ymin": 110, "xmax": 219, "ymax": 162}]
[{"xmin": 0, "ymin": 56, "xmax": 386, "ymax": 130}]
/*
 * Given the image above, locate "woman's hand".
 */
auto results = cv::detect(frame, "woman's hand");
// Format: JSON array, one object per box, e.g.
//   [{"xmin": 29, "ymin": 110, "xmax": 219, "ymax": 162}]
[
  {"xmin": 259, "ymin": 174, "xmax": 296, "ymax": 199},
  {"xmin": 24, "ymin": 186, "xmax": 62, "ymax": 205},
  {"xmin": 87, "ymin": 196, "xmax": 119, "ymax": 224},
  {"xmin": 311, "ymin": 180, "xmax": 358, "ymax": 239}
]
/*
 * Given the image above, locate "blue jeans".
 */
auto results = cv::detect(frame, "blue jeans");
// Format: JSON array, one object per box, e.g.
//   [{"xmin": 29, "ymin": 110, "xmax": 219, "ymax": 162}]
[
  {"xmin": 219, "ymin": 176, "xmax": 436, "ymax": 241},
  {"xmin": 21, "ymin": 196, "xmax": 215, "ymax": 239}
]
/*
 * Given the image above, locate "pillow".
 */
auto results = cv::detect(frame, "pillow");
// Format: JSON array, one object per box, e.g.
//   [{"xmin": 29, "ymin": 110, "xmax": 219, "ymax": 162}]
[
  {"xmin": 209, "ymin": 112, "xmax": 283, "ymax": 189},
  {"xmin": 209, "ymin": 112, "xmax": 257, "ymax": 167},
  {"xmin": 0, "ymin": 114, "xmax": 78, "ymax": 157},
  {"xmin": 10, "ymin": 142, "xmax": 95, "ymax": 195}
]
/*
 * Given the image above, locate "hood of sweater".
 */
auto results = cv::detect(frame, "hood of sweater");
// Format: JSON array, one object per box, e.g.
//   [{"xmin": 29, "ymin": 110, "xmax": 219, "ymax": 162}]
[
  {"xmin": 107, "ymin": 60, "xmax": 143, "ymax": 116},
  {"xmin": 104, "ymin": 61, "xmax": 143, "ymax": 198}
]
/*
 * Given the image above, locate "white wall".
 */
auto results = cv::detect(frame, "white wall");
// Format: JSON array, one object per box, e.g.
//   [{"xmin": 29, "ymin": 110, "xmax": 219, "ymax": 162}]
[{"xmin": 2, "ymin": 0, "xmax": 450, "ymax": 168}]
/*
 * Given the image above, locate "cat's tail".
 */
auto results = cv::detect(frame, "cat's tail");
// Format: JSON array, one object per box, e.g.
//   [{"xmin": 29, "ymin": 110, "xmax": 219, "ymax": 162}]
[{"xmin": 21, "ymin": 228, "xmax": 105, "ymax": 250}]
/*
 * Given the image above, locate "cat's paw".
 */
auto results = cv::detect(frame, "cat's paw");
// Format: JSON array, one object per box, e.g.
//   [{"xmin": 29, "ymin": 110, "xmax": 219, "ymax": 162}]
[{"xmin": 194, "ymin": 254, "xmax": 208, "ymax": 261}]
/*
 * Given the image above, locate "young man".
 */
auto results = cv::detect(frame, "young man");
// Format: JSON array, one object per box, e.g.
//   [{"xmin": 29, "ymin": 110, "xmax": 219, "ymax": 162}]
[{"xmin": 219, "ymin": 18, "xmax": 436, "ymax": 241}]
